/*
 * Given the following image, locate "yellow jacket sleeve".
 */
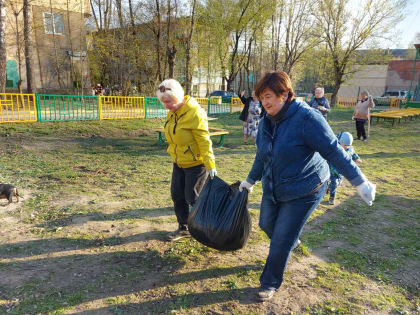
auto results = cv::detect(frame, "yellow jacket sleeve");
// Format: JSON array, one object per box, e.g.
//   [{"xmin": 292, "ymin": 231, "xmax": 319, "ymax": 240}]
[{"xmin": 190, "ymin": 108, "xmax": 216, "ymax": 170}]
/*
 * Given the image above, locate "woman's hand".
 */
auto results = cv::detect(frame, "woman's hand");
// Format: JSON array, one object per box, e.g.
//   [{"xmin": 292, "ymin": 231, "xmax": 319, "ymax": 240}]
[
  {"xmin": 357, "ymin": 181, "xmax": 376, "ymax": 206},
  {"xmin": 239, "ymin": 180, "xmax": 254, "ymax": 193},
  {"xmin": 209, "ymin": 169, "xmax": 217, "ymax": 179},
  {"xmin": 355, "ymin": 158, "xmax": 362, "ymax": 164}
]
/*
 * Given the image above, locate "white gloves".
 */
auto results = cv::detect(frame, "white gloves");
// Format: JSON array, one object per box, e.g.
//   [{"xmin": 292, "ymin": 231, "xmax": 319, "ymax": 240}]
[
  {"xmin": 239, "ymin": 180, "xmax": 254, "ymax": 193},
  {"xmin": 209, "ymin": 169, "xmax": 217, "ymax": 179},
  {"xmin": 357, "ymin": 181, "xmax": 376, "ymax": 206}
]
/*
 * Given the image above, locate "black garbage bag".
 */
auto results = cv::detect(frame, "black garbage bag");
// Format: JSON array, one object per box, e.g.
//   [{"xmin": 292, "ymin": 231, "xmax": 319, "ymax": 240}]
[{"xmin": 187, "ymin": 176, "xmax": 251, "ymax": 251}]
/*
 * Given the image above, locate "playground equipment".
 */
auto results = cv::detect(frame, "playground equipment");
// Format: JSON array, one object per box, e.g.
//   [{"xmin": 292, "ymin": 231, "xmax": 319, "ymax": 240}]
[{"xmin": 407, "ymin": 43, "xmax": 420, "ymax": 108}]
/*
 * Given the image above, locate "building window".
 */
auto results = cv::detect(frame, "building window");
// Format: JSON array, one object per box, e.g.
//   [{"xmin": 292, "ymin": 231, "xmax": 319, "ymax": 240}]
[{"xmin": 43, "ymin": 12, "xmax": 64, "ymax": 35}]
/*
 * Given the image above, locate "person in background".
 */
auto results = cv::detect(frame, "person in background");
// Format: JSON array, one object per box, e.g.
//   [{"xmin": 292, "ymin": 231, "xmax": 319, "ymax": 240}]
[
  {"xmin": 328, "ymin": 132, "xmax": 363, "ymax": 205},
  {"xmin": 353, "ymin": 90, "xmax": 375, "ymax": 141},
  {"xmin": 157, "ymin": 79, "xmax": 217, "ymax": 241},
  {"xmin": 238, "ymin": 71, "xmax": 376, "ymax": 302},
  {"xmin": 306, "ymin": 87, "xmax": 330, "ymax": 120},
  {"xmin": 95, "ymin": 83, "xmax": 103, "ymax": 96},
  {"xmin": 239, "ymin": 90, "xmax": 262, "ymax": 143}
]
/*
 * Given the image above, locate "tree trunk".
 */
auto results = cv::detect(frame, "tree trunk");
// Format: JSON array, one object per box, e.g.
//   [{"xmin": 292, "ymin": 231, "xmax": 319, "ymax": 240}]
[
  {"xmin": 167, "ymin": 44, "xmax": 176, "ymax": 78},
  {"xmin": 0, "ymin": 0, "xmax": 5, "ymax": 93},
  {"xmin": 23, "ymin": 0, "xmax": 35, "ymax": 92},
  {"xmin": 14, "ymin": 13, "xmax": 23, "ymax": 94},
  {"xmin": 331, "ymin": 80, "xmax": 341, "ymax": 106},
  {"xmin": 128, "ymin": 0, "xmax": 135, "ymax": 30},
  {"xmin": 184, "ymin": 0, "xmax": 197, "ymax": 95},
  {"xmin": 115, "ymin": 0, "xmax": 123, "ymax": 28},
  {"xmin": 90, "ymin": 0, "xmax": 100, "ymax": 30}
]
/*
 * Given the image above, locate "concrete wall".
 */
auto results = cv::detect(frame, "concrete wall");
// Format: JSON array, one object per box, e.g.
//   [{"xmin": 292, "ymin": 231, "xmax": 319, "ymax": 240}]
[{"xmin": 338, "ymin": 65, "xmax": 388, "ymax": 97}]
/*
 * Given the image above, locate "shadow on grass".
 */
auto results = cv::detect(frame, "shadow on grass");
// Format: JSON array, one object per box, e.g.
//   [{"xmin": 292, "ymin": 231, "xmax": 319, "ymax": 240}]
[
  {"xmin": 0, "ymin": 230, "xmax": 169, "ymax": 259},
  {"xmin": 303, "ymin": 192, "xmax": 419, "ymax": 291},
  {"xmin": 71, "ymin": 287, "xmax": 258, "ymax": 314},
  {"xmin": 0, "ymin": 248, "xmax": 259, "ymax": 314},
  {"xmin": 33, "ymin": 206, "xmax": 175, "ymax": 231},
  {"xmin": 360, "ymin": 151, "xmax": 419, "ymax": 159}
]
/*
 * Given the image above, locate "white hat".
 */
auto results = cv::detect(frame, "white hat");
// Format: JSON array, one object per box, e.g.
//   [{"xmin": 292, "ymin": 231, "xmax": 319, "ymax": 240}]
[
  {"xmin": 156, "ymin": 79, "xmax": 184, "ymax": 104},
  {"xmin": 337, "ymin": 132, "xmax": 353, "ymax": 146}
]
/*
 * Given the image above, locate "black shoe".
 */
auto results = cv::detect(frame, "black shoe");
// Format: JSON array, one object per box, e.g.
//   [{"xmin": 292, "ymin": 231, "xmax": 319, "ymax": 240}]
[
  {"xmin": 257, "ymin": 288, "xmax": 276, "ymax": 302},
  {"xmin": 362, "ymin": 138, "xmax": 368, "ymax": 141},
  {"xmin": 167, "ymin": 227, "xmax": 190, "ymax": 241}
]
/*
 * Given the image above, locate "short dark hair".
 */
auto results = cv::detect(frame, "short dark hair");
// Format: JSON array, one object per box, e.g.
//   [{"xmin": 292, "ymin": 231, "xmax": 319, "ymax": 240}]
[{"xmin": 255, "ymin": 71, "xmax": 294, "ymax": 102}]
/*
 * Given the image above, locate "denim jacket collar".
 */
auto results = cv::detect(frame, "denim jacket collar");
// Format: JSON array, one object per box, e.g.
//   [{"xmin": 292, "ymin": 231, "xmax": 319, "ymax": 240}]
[{"xmin": 262, "ymin": 99, "xmax": 300, "ymax": 134}]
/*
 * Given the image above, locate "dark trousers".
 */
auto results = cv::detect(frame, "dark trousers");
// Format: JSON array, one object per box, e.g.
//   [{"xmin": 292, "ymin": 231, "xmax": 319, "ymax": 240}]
[
  {"xmin": 171, "ymin": 163, "xmax": 208, "ymax": 228},
  {"xmin": 258, "ymin": 182, "xmax": 327, "ymax": 290},
  {"xmin": 329, "ymin": 174, "xmax": 342, "ymax": 199},
  {"xmin": 355, "ymin": 119, "xmax": 367, "ymax": 139}
]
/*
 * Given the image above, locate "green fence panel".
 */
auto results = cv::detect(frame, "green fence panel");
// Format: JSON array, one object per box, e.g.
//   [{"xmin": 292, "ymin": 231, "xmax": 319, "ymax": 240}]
[
  {"xmin": 37, "ymin": 94, "xmax": 99, "ymax": 122},
  {"xmin": 144, "ymin": 97, "xmax": 168, "ymax": 118},
  {"xmin": 208, "ymin": 97, "xmax": 230, "ymax": 115}
]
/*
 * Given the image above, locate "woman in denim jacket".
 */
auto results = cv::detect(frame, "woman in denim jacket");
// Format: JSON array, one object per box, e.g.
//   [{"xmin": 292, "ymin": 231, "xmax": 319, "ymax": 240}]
[{"xmin": 238, "ymin": 71, "xmax": 376, "ymax": 302}]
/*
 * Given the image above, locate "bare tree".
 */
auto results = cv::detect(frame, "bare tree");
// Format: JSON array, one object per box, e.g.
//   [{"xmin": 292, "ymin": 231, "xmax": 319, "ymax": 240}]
[
  {"xmin": 281, "ymin": 0, "xmax": 318, "ymax": 75},
  {"xmin": 0, "ymin": 0, "xmax": 5, "ymax": 92},
  {"xmin": 316, "ymin": 0, "xmax": 407, "ymax": 105},
  {"xmin": 270, "ymin": 2, "xmax": 284, "ymax": 70}
]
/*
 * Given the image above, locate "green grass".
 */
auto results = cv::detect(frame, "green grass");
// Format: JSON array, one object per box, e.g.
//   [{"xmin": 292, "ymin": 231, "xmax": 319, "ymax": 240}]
[{"xmin": 0, "ymin": 108, "xmax": 418, "ymax": 314}]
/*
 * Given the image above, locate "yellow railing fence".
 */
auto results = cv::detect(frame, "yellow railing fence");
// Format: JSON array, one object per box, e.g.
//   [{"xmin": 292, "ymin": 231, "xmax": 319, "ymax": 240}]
[
  {"xmin": 195, "ymin": 97, "xmax": 209, "ymax": 112},
  {"xmin": 337, "ymin": 96, "xmax": 358, "ymax": 107},
  {"xmin": 230, "ymin": 97, "xmax": 244, "ymax": 114},
  {"xmin": 0, "ymin": 93, "xmax": 37, "ymax": 123},
  {"xmin": 99, "ymin": 96, "xmax": 145, "ymax": 120}
]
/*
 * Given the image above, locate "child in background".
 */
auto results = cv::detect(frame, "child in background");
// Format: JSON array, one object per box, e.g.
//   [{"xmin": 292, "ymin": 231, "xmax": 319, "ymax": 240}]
[{"xmin": 328, "ymin": 132, "xmax": 363, "ymax": 205}]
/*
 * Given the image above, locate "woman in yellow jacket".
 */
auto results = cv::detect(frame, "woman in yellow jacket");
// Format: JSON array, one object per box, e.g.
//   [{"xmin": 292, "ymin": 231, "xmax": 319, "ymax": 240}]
[{"xmin": 157, "ymin": 79, "xmax": 217, "ymax": 241}]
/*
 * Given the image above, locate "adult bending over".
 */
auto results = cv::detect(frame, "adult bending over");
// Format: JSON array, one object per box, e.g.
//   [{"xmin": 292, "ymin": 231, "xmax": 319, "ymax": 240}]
[
  {"xmin": 353, "ymin": 90, "xmax": 375, "ymax": 141},
  {"xmin": 157, "ymin": 79, "xmax": 217, "ymax": 241},
  {"xmin": 307, "ymin": 87, "xmax": 330, "ymax": 120},
  {"xmin": 239, "ymin": 71, "xmax": 376, "ymax": 302}
]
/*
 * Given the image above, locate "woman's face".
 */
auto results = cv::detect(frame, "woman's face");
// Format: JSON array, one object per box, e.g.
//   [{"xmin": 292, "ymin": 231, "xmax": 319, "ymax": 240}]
[
  {"xmin": 361, "ymin": 93, "xmax": 368, "ymax": 99},
  {"xmin": 315, "ymin": 88, "xmax": 324, "ymax": 98},
  {"xmin": 161, "ymin": 95, "xmax": 180, "ymax": 112},
  {"xmin": 260, "ymin": 89, "xmax": 288, "ymax": 116}
]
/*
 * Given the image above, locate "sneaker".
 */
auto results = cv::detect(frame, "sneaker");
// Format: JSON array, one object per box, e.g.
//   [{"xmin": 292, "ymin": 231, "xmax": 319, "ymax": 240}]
[
  {"xmin": 362, "ymin": 138, "xmax": 368, "ymax": 142},
  {"xmin": 329, "ymin": 197, "xmax": 335, "ymax": 205},
  {"xmin": 257, "ymin": 288, "xmax": 275, "ymax": 302},
  {"xmin": 167, "ymin": 227, "xmax": 190, "ymax": 241}
]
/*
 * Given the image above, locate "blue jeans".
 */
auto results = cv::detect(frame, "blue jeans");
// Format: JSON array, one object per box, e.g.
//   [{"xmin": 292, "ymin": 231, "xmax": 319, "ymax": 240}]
[
  {"xmin": 259, "ymin": 182, "xmax": 327, "ymax": 290},
  {"xmin": 329, "ymin": 174, "xmax": 342, "ymax": 199}
]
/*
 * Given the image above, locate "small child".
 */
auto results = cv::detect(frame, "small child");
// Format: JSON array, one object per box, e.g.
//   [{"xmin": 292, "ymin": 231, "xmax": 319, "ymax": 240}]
[{"xmin": 328, "ymin": 132, "xmax": 362, "ymax": 205}]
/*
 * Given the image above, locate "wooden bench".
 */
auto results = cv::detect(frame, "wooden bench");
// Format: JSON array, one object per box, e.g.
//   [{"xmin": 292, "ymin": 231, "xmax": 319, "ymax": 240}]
[
  {"xmin": 370, "ymin": 109, "xmax": 420, "ymax": 126},
  {"xmin": 154, "ymin": 127, "xmax": 229, "ymax": 148}
]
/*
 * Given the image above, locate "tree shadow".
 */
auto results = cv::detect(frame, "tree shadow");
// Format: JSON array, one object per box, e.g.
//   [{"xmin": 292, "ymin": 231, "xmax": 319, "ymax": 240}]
[
  {"xmin": 70, "ymin": 287, "xmax": 258, "ymax": 314},
  {"xmin": 303, "ymin": 192, "xmax": 419, "ymax": 291},
  {"xmin": 359, "ymin": 151, "xmax": 419, "ymax": 159},
  {"xmin": 0, "ymin": 243, "xmax": 259, "ymax": 314},
  {"xmin": 34, "ymin": 206, "xmax": 174, "ymax": 230},
  {"xmin": 0, "ymin": 230, "xmax": 169, "ymax": 259}
]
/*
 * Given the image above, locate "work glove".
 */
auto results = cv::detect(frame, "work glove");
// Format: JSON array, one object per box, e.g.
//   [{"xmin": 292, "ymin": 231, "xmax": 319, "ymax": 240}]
[
  {"xmin": 357, "ymin": 181, "xmax": 376, "ymax": 206},
  {"xmin": 209, "ymin": 169, "xmax": 217, "ymax": 179},
  {"xmin": 239, "ymin": 180, "xmax": 254, "ymax": 193}
]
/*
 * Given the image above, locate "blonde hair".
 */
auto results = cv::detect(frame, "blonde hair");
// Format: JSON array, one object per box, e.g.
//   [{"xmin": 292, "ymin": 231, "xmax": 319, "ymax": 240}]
[{"xmin": 156, "ymin": 79, "xmax": 185, "ymax": 104}]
